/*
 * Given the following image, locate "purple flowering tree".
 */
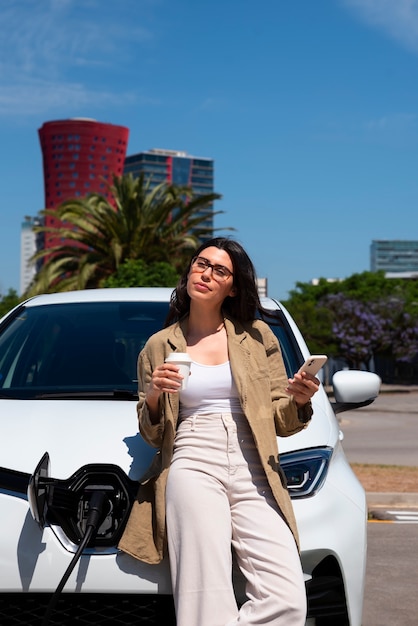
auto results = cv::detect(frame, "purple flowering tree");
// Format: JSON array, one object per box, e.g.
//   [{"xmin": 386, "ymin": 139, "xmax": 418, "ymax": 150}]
[
  {"xmin": 374, "ymin": 298, "xmax": 418, "ymax": 363},
  {"xmin": 321, "ymin": 293, "xmax": 418, "ymax": 369},
  {"xmin": 323, "ymin": 294, "xmax": 386, "ymax": 369},
  {"xmin": 285, "ymin": 272, "xmax": 418, "ymax": 376}
]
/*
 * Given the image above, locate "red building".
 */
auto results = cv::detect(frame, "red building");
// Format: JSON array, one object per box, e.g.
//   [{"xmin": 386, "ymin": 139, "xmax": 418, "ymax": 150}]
[{"xmin": 38, "ymin": 118, "xmax": 129, "ymax": 251}]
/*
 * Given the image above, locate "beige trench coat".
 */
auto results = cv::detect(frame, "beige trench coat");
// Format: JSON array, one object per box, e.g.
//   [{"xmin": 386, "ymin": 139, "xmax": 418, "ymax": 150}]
[{"xmin": 118, "ymin": 316, "xmax": 312, "ymax": 564}]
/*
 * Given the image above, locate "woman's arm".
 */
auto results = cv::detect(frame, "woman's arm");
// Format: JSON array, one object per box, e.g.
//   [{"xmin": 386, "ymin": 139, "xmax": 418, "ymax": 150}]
[
  {"xmin": 263, "ymin": 327, "xmax": 317, "ymax": 434},
  {"xmin": 137, "ymin": 350, "xmax": 165, "ymax": 448},
  {"xmin": 137, "ymin": 344, "xmax": 184, "ymax": 447}
]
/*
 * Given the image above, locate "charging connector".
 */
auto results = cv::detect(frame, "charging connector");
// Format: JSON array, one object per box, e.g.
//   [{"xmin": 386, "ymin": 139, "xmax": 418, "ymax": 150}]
[
  {"xmin": 27, "ymin": 455, "xmax": 138, "ymax": 624},
  {"xmin": 42, "ymin": 490, "xmax": 110, "ymax": 626}
]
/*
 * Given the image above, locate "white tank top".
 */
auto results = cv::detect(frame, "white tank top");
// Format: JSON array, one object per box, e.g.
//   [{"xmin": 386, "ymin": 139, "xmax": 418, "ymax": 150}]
[{"xmin": 179, "ymin": 361, "xmax": 242, "ymax": 418}]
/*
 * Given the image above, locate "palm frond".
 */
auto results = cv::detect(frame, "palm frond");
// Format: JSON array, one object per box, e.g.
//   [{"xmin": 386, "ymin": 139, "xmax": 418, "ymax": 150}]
[{"xmin": 26, "ymin": 173, "xmax": 228, "ymax": 295}]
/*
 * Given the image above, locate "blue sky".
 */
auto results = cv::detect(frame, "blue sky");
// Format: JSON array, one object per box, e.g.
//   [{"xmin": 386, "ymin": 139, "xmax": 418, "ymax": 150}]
[{"xmin": 1, "ymin": 0, "xmax": 418, "ymax": 300}]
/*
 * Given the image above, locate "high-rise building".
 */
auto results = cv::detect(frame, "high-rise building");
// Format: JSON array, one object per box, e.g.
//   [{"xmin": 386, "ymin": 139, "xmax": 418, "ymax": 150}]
[
  {"xmin": 39, "ymin": 118, "xmax": 129, "ymax": 208},
  {"xmin": 20, "ymin": 217, "xmax": 40, "ymax": 294},
  {"xmin": 124, "ymin": 148, "xmax": 215, "ymax": 231},
  {"xmin": 19, "ymin": 118, "xmax": 129, "ymax": 292},
  {"xmin": 38, "ymin": 118, "xmax": 129, "ymax": 252},
  {"xmin": 370, "ymin": 240, "xmax": 418, "ymax": 273}
]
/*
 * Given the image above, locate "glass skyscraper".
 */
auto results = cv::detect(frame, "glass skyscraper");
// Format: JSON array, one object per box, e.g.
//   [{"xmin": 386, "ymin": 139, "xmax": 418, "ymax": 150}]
[
  {"xmin": 370, "ymin": 240, "xmax": 418, "ymax": 273},
  {"xmin": 124, "ymin": 148, "xmax": 215, "ymax": 232}
]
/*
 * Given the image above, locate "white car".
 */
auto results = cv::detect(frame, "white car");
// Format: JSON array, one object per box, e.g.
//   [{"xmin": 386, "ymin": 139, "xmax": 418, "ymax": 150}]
[{"xmin": 0, "ymin": 288, "xmax": 381, "ymax": 626}]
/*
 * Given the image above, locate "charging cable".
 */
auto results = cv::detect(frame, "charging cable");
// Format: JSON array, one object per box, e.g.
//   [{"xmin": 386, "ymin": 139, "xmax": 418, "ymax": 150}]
[{"xmin": 41, "ymin": 490, "xmax": 109, "ymax": 626}]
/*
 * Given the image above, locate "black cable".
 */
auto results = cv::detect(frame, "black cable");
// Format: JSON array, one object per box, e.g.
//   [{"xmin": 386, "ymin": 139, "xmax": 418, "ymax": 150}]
[{"xmin": 41, "ymin": 491, "xmax": 109, "ymax": 626}]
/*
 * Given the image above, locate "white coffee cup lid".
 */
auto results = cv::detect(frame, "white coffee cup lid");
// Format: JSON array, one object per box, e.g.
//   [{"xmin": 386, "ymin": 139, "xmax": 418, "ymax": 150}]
[{"xmin": 165, "ymin": 352, "xmax": 192, "ymax": 363}]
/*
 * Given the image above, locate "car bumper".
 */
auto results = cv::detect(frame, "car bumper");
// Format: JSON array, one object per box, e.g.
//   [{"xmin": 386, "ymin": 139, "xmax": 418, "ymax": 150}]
[{"xmin": 0, "ymin": 442, "xmax": 365, "ymax": 626}]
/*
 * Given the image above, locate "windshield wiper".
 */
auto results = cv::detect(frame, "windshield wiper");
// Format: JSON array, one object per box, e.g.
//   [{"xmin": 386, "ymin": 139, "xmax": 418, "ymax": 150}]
[{"xmin": 34, "ymin": 389, "xmax": 138, "ymax": 400}]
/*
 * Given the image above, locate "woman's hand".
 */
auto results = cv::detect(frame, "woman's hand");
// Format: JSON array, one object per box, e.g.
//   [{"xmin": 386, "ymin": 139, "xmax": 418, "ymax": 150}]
[
  {"xmin": 148, "ymin": 363, "xmax": 184, "ymax": 398},
  {"xmin": 286, "ymin": 371, "xmax": 320, "ymax": 407},
  {"xmin": 145, "ymin": 363, "xmax": 184, "ymax": 424}
]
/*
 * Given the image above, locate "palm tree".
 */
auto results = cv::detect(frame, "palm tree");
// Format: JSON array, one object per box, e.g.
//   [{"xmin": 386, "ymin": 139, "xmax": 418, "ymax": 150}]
[{"xmin": 26, "ymin": 173, "xmax": 226, "ymax": 295}]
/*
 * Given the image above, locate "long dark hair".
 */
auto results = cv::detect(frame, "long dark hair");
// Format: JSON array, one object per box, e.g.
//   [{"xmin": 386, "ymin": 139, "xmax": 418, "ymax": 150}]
[{"xmin": 165, "ymin": 237, "xmax": 262, "ymax": 326}]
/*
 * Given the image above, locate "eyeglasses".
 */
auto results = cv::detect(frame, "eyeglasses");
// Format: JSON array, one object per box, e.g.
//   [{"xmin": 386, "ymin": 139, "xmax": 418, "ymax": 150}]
[{"xmin": 191, "ymin": 256, "xmax": 234, "ymax": 281}]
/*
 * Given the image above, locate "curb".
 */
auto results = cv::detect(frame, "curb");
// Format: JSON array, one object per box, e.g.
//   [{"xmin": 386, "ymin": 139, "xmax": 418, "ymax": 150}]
[{"xmin": 366, "ymin": 492, "xmax": 418, "ymax": 507}]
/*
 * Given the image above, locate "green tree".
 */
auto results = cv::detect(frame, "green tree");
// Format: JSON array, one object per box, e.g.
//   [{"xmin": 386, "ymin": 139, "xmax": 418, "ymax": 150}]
[
  {"xmin": 288, "ymin": 270, "xmax": 418, "ymax": 312},
  {"xmin": 282, "ymin": 297, "xmax": 336, "ymax": 356},
  {"xmin": 26, "ymin": 173, "xmax": 225, "ymax": 296},
  {"xmin": 103, "ymin": 259, "xmax": 179, "ymax": 288},
  {"xmin": 286, "ymin": 271, "xmax": 394, "ymax": 304},
  {"xmin": 284, "ymin": 272, "xmax": 418, "ymax": 368},
  {"xmin": 0, "ymin": 289, "xmax": 21, "ymax": 319}
]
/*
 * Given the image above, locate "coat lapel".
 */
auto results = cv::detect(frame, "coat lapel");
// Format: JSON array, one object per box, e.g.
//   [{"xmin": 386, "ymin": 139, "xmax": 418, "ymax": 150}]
[
  {"xmin": 225, "ymin": 318, "xmax": 250, "ymax": 411},
  {"xmin": 165, "ymin": 321, "xmax": 188, "ymax": 426}
]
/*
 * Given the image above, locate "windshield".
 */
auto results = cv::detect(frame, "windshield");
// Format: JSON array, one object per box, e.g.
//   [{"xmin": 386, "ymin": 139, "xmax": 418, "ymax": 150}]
[
  {"xmin": 0, "ymin": 300, "xmax": 301, "ymax": 400},
  {"xmin": 0, "ymin": 301, "xmax": 168, "ymax": 399}
]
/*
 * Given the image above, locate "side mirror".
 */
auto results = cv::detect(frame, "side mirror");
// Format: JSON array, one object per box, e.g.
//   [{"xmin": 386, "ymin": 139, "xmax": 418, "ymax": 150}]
[{"xmin": 331, "ymin": 370, "xmax": 381, "ymax": 415}]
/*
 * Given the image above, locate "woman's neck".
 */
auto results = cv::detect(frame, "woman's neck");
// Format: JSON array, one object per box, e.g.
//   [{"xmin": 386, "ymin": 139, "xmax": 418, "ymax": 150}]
[
  {"xmin": 187, "ymin": 306, "xmax": 224, "ymax": 338},
  {"xmin": 185, "ymin": 305, "xmax": 228, "ymax": 364}
]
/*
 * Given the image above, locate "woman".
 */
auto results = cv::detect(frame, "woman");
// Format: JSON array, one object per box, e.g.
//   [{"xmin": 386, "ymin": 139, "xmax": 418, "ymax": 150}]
[{"xmin": 119, "ymin": 237, "xmax": 320, "ymax": 626}]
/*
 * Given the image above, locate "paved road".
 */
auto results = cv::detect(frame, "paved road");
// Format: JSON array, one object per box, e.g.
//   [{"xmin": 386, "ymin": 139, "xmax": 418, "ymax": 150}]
[
  {"xmin": 338, "ymin": 389, "xmax": 418, "ymax": 466},
  {"xmin": 363, "ymin": 520, "xmax": 418, "ymax": 626},
  {"xmin": 335, "ymin": 388, "xmax": 418, "ymax": 625}
]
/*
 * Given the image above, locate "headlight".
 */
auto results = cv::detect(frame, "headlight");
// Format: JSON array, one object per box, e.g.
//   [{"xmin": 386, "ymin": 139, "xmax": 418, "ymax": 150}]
[{"xmin": 280, "ymin": 447, "xmax": 332, "ymax": 498}]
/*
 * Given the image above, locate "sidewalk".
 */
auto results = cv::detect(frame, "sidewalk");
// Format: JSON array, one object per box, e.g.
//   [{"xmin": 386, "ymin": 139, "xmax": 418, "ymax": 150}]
[
  {"xmin": 372, "ymin": 383, "xmax": 418, "ymax": 394},
  {"xmin": 367, "ymin": 492, "xmax": 418, "ymax": 507},
  {"xmin": 369, "ymin": 388, "xmax": 418, "ymax": 509},
  {"xmin": 326, "ymin": 382, "xmax": 418, "ymax": 509},
  {"xmin": 326, "ymin": 382, "xmax": 418, "ymax": 397}
]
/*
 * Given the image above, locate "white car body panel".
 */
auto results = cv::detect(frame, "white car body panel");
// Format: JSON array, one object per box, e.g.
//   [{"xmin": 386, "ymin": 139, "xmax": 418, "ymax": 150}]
[{"xmin": 0, "ymin": 287, "xmax": 379, "ymax": 625}]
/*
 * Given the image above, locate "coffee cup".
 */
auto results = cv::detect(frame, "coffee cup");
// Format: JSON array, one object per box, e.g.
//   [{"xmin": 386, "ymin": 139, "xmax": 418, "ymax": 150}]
[{"xmin": 165, "ymin": 353, "xmax": 192, "ymax": 390}]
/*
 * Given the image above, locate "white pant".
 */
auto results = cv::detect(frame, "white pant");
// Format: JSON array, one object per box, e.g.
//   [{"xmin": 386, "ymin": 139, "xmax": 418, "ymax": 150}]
[{"xmin": 166, "ymin": 412, "xmax": 307, "ymax": 626}]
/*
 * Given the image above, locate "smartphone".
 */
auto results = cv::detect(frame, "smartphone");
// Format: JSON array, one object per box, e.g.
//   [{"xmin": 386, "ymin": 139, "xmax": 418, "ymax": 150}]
[{"xmin": 297, "ymin": 355, "xmax": 328, "ymax": 376}]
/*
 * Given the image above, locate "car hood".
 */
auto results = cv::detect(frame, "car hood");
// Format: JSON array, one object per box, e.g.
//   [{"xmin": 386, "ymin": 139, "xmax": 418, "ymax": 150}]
[
  {"xmin": 1, "ymin": 388, "xmax": 339, "ymax": 480},
  {"xmin": 1, "ymin": 399, "xmax": 156, "ymax": 481}
]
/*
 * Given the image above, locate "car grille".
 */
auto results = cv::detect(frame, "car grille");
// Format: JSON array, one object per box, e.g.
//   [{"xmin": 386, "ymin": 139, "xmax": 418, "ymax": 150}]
[
  {"xmin": 0, "ymin": 593, "xmax": 176, "ymax": 626},
  {"xmin": 1, "ymin": 578, "xmax": 350, "ymax": 625}
]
